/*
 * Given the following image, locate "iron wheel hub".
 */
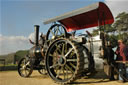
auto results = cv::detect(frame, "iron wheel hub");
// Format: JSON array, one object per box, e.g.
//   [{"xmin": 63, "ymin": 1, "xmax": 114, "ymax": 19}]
[{"xmin": 58, "ymin": 56, "xmax": 66, "ymax": 66}]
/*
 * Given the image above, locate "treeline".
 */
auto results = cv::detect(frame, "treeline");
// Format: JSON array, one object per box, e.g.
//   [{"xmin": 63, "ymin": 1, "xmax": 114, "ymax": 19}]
[
  {"xmin": 92, "ymin": 12, "xmax": 128, "ymax": 47},
  {"xmin": 0, "ymin": 50, "xmax": 28, "ymax": 65}
]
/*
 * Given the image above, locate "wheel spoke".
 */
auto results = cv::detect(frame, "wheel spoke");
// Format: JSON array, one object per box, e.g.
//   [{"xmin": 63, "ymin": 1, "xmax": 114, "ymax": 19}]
[
  {"xmin": 50, "ymin": 64, "xmax": 58, "ymax": 69},
  {"xmin": 65, "ymin": 65, "xmax": 68, "ymax": 79},
  {"xmin": 50, "ymin": 29, "xmax": 55, "ymax": 36},
  {"xmin": 55, "ymin": 44, "xmax": 62, "ymax": 54},
  {"xmin": 49, "ymin": 53, "xmax": 58, "ymax": 58},
  {"xmin": 20, "ymin": 68, "xmax": 24, "ymax": 71},
  {"xmin": 65, "ymin": 64, "xmax": 74, "ymax": 73},
  {"xmin": 61, "ymin": 26, "xmax": 64, "ymax": 33},
  {"xmin": 55, "ymin": 26, "xmax": 59, "ymax": 36},
  {"xmin": 53, "ymin": 26, "xmax": 56, "ymax": 34},
  {"xmin": 65, "ymin": 42, "xmax": 68, "ymax": 54},
  {"xmin": 56, "ymin": 67, "xmax": 63, "ymax": 78},
  {"xmin": 62, "ymin": 43, "xmax": 65, "ymax": 55},
  {"xmin": 26, "ymin": 67, "xmax": 31, "ymax": 71},
  {"xmin": 69, "ymin": 51, "xmax": 75, "ymax": 58},
  {"xmin": 49, "ymin": 53, "xmax": 58, "ymax": 64},
  {"xmin": 25, "ymin": 70, "xmax": 28, "ymax": 76},
  {"xmin": 67, "ymin": 59, "xmax": 77, "ymax": 62},
  {"xmin": 58, "ymin": 27, "xmax": 62, "ymax": 34},
  {"xmin": 22, "ymin": 70, "xmax": 25, "ymax": 75},
  {"xmin": 53, "ymin": 27, "xmax": 56, "ymax": 34},
  {"xmin": 25, "ymin": 61, "xmax": 30, "ymax": 66},
  {"xmin": 55, "ymin": 65, "xmax": 60, "ymax": 73},
  {"xmin": 63, "ymin": 67, "xmax": 65, "ymax": 79},
  {"xmin": 69, "ymin": 62, "xmax": 76, "ymax": 69},
  {"xmin": 65, "ymin": 48, "xmax": 74, "ymax": 57}
]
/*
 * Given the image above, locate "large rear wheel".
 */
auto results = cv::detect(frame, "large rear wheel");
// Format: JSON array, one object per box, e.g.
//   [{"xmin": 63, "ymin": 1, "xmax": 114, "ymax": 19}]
[{"xmin": 45, "ymin": 38, "xmax": 84, "ymax": 84}]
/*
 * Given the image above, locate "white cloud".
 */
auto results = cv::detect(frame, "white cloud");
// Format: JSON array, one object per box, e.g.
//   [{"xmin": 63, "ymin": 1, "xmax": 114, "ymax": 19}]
[
  {"xmin": 0, "ymin": 32, "xmax": 43, "ymax": 55},
  {"xmin": 105, "ymin": 0, "xmax": 128, "ymax": 17},
  {"xmin": 0, "ymin": 34, "xmax": 33, "ymax": 55}
]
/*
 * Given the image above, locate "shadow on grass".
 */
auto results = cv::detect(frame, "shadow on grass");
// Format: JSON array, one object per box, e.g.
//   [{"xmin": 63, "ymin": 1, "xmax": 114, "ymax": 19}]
[
  {"xmin": 70, "ymin": 79, "xmax": 110, "ymax": 85},
  {"xmin": 30, "ymin": 74, "xmax": 49, "ymax": 79},
  {"xmin": 70, "ymin": 70, "xmax": 110, "ymax": 85}
]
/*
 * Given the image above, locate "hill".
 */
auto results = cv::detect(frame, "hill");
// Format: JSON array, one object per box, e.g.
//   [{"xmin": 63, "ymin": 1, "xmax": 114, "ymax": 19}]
[
  {"xmin": 0, "ymin": 50, "xmax": 28, "ymax": 65},
  {"xmin": 0, "ymin": 53, "xmax": 15, "ymax": 64},
  {"xmin": 14, "ymin": 50, "xmax": 29, "ymax": 63}
]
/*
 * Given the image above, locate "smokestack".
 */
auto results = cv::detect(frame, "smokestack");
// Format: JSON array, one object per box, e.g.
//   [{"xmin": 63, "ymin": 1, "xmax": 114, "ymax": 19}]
[{"xmin": 34, "ymin": 25, "xmax": 39, "ymax": 46}]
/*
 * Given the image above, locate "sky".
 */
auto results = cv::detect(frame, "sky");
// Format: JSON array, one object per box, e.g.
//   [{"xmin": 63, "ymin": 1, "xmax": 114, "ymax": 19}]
[{"xmin": 0, "ymin": 0, "xmax": 128, "ymax": 55}]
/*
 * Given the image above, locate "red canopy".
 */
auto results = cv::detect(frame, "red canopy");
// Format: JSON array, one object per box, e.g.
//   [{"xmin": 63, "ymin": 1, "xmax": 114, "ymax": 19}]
[{"xmin": 44, "ymin": 2, "xmax": 114, "ymax": 32}]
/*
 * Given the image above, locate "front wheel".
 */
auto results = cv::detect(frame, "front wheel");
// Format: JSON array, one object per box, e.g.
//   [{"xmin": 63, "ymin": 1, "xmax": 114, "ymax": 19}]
[{"xmin": 18, "ymin": 58, "xmax": 33, "ymax": 77}]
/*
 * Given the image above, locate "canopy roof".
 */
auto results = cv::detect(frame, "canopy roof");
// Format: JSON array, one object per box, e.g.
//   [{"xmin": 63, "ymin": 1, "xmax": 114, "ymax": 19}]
[{"xmin": 43, "ymin": 2, "xmax": 114, "ymax": 32}]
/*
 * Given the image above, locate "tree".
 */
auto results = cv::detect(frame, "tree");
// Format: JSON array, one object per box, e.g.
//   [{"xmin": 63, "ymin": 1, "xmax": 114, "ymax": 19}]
[
  {"xmin": 113, "ymin": 12, "xmax": 128, "ymax": 45},
  {"xmin": 91, "ymin": 12, "xmax": 128, "ymax": 46},
  {"xmin": 92, "ymin": 24, "xmax": 115, "ymax": 36},
  {"xmin": 114, "ymin": 12, "xmax": 128, "ymax": 32},
  {"xmin": 92, "ymin": 29, "xmax": 99, "ymax": 36}
]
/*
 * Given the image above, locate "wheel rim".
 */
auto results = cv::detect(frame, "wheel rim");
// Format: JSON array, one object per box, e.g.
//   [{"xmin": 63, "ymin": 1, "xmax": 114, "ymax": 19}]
[
  {"xmin": 18, "ymin": 58, "xmax": 32, "ymax": 77},
  {"xmin": 46, "ymin": 24, "xmax": 67, "ymax": 41},
  {"xmin": 46, "ymin": 39, "xmax": 82, "ymax": 83}
]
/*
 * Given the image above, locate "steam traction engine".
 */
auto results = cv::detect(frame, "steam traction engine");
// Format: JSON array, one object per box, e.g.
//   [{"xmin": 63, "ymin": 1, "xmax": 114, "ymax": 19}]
[{"xmin": 18, "ymin": 2, "xmax": 114, "ymax": 84}]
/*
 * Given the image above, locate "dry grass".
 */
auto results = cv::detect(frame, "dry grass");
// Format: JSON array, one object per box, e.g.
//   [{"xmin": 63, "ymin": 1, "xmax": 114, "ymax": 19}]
[{"xmin": 0, "ymin": 70, "xmax": 128, "ymax": 85}]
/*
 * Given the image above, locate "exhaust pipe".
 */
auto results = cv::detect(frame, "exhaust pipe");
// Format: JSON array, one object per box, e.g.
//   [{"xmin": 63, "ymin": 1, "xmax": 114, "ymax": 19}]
[{"xmin": 34, "ymin": 25, "xmax": 39, "ymax": 46}]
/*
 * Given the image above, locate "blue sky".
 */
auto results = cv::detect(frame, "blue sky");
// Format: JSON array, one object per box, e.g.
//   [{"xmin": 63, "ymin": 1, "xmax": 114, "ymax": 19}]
[
  {"xmin": 1, "ymin": 0, "xmax": 104, "ymax": 37},
  {"xmin": 0, "ymin": 0, "xmax": 128, "ymax": 55}
]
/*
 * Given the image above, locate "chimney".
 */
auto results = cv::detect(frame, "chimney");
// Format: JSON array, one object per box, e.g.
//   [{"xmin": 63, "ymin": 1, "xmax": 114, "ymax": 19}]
[{"xmin": 34, "ymin": 25, "xmax": 39, "ymax": 46}]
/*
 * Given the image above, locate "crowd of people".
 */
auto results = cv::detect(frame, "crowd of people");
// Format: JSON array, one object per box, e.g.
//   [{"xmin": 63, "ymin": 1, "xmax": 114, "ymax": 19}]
[{"xmin": 106, "ymin": 39, "xmax": 128, "ymax": 83}]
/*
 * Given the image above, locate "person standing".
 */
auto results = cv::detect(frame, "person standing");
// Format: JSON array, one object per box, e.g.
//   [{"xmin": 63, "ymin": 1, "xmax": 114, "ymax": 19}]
[
  {"xmin": 107, "ymin": 41, "xmax": 115, "ymax": 81},
  {"xmin": 116, "ymin": 39, "xmax": 128, "ymax": 82},
  {"xmin": 124, "ymin": 43, "xmax": 128, "ymax": 81}
]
